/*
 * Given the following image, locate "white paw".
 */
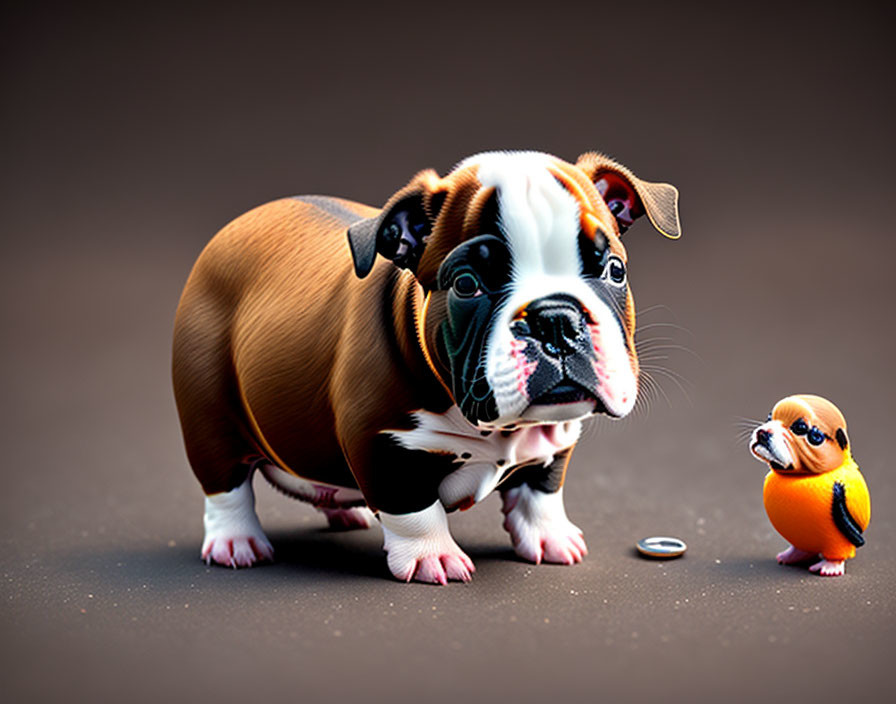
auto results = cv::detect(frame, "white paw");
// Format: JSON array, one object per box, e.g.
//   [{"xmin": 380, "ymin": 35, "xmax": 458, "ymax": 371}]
[
  {"xmin": 776, "ymin": 545, "xmax": 818, "ymax": 565},
  {"xmin": 501, "ymin": 485, "xmax": 587, "ymax": 565},
  {"xmin": 319, "ymin": 506, "xmax": 376, "ymax": 530},
  {"xmin": 380, "ymin": 502, "xmax": 475, "ymax": 584},
  {"xmin": 201, "ymin": 476, "xmax": 273, "ymax": 568},
  {"xmin": 202, "ymin": 535, "xmax": 274, "ymax": 568},
  {"xmin": 809, "ymin": 559, "xmax": 846, "ymax": 577}
]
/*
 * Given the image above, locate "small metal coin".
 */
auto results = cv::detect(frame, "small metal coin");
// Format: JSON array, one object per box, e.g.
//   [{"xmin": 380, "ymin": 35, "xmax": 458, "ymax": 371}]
[{"xmin": 636, "ymin": 536, "xmax": 687, "ymax": 559}]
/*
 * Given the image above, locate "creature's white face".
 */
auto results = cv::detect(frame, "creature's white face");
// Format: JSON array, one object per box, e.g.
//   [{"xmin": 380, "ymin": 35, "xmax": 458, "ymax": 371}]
[
  {"xmin": 750, "ymin": 420, "xmax": 796, "ymax": 471},
  {"xmin": 456, "ymin": 152, "xmax": 638, "ymax": 427}
]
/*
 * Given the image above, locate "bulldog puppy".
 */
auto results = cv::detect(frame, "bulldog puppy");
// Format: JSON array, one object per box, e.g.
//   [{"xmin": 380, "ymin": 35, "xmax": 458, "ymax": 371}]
[
  {"xmin": 750, "ymin": 394, "xmax": 870, "ymax": 576},
  {"xmin": 172, "ymin": 151, "xmax": 682, "ymax": 583}
]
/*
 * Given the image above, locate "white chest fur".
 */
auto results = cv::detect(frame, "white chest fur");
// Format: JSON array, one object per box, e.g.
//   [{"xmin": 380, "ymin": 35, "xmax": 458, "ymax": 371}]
[{"xmin": 387, "ymin": 406, "xmax": 582, "ymax": 510}]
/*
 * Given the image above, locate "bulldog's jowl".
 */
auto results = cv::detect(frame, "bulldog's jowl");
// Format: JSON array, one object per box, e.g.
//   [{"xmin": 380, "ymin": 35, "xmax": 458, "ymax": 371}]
[{"xmin": 172, "ymin": 150, "xmax": 681, "ymax": 583}]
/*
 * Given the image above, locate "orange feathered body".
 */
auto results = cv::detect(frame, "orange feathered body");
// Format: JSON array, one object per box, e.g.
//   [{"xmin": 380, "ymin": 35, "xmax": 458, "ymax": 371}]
[{"xmin": 763, "ymin": 456, "xmax": 870, "ymax": 561}]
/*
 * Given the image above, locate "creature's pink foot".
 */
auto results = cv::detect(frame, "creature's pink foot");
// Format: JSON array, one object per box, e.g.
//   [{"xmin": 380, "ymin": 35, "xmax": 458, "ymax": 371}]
[
  {"xmin": 319, "ymin": 506, "xmax": 376, "ymax": 531},
  {"xmin": 776, "ymin": 546, "xmax": 818, "ymax": 565},
  {"xmin": 202, "ymin": 536, "xmax": 274, "ymax": 568},
  {"xmin": 809, "ymin": 559, "xmax": 846, "ymax": 577},
  {"xmin": 501, "ymin": 485, "xmax": 587, "ymax": 565}
]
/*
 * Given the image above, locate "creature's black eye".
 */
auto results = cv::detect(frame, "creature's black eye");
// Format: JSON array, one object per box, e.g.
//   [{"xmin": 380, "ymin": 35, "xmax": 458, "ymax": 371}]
[
  {"xmin": 767, "ymin": 413, "xmax": 772, "ymax": 422},
  {"xmin": 453, "ymin": 272, "xmax": 480, "ymax": 297},
  {"xmin": 807, "ymin": 427, "xmax": 825, "ymax": 446},
  {"xmin": 608, "ymin": 257, "xmax": 626, "ymax": 285},
  {"xmin": 790, "ymin": 418, "xmax": 808, "ymax": 435}
]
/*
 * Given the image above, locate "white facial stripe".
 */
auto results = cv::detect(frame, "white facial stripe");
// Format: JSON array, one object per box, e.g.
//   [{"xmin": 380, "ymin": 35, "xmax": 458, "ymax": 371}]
[
  {"xmin": 462, "ymin": 152, "xmax": 637, "ymax": 423},
  {"xmin": 470, "ymin": 152, "xmax": 581, "ymax": 280}
]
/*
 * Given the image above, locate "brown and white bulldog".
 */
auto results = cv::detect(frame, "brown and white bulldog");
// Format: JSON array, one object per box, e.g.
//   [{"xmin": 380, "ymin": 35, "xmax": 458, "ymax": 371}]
[{"xmin": 172, "ymin": 151, "xmax": 681, "ymax": 583}]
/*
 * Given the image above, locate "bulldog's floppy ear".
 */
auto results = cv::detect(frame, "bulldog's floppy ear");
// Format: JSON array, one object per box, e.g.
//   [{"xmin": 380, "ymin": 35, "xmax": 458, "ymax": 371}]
[
  {"xmin": 347, "ymin": 169, "xmax": 446, "ymax": 278},
  {"xmin": 575, "ymin": 152, "xmax": 681, "ymax": 239}
]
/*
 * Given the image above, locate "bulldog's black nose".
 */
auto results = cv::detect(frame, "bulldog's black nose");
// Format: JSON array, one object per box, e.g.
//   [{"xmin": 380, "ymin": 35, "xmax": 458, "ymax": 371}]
[
  {"xmin": 525, "ymin": 295, "xmax": 584, "ymax": 357},
  {"xmin": 756, "ymin": 429, "xmax": 771, "ymax": 446}
]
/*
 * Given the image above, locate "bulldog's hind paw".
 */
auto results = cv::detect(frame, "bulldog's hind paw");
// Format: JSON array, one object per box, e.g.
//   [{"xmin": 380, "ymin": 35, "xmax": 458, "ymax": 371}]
[
  {"xmin": 809, "ymin": 559, "xmax": 846, "ymax": 577},
  {"xmin": 320, "ymin": 506, "xmax": 376, "ymax": 531},
  {"xmin": 501, "ymin": 485, "xmax": 587, "ymax": 565},
  {"xmin": 201, "ymin": 476, "xmax": 273, "ymax": 568},
  {"xmin": 380, "ymin": 502, "xmax": 475, "ymax": 584}
]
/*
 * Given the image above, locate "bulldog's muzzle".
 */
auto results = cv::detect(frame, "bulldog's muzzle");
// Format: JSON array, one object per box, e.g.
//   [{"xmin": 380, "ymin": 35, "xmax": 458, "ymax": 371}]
[{"xmin": 512, "ymin": 294, "xmax": 602, "ymax": 412}]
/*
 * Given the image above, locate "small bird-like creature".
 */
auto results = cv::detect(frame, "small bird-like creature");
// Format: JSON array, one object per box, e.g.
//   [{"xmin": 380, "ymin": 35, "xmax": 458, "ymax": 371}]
[{"xmin": 750, "ymin": 394, "xmax": 870, "ymax": 577}]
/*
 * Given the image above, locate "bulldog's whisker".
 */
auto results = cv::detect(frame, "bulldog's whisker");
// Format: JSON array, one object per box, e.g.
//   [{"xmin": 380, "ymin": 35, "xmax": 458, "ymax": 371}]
[
  {"xmin": 639, "ymin": 365, "xmax": 693, "ymax": 407},
  {"xmin": 633, "ymin": 374, "xmax": 661, "ymax": 417},
  {"xmin": 638, "ymin": 369, "xmax": 673, "ymax": 410},
  {"xmin": 635, "ymin": 334, "xmax": 678, "ymax": 344},
  {"xmin": 635, "ymin": 321, "xmax": 694, "ymax": 336},
  {"xmin": 636, "ymin": 303, "xmax": 680, "ymax": 318},
  {"xmin": 635, "ymin": 342, "xmax": 703, "ymax": 365},
  {"xmin": 634, "ymin": 335, "xmax": 679, "ymax": 351},
  {"xmin": 637, "ymin": 354, "xmax": 671, "ymax": 364}
]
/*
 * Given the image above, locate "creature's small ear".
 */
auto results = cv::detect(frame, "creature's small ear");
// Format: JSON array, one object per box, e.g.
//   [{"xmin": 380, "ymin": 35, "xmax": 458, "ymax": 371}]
[
  {"xmin": 835, "ymin": 428, "xmax": 849, "ymax": 450},
  {"xmin": 575, "ymin": 152, "xmax": 681, "ymax": 238},
  {"xmin": 347, "ymin": 169, "xmax": 446, "ymax": 278}
]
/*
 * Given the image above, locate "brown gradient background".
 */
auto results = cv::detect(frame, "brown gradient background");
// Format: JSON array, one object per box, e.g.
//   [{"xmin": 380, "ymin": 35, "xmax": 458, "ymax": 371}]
[{"xmin": 2, "ymin": 2, "xmax": 894, "ymax": 702}]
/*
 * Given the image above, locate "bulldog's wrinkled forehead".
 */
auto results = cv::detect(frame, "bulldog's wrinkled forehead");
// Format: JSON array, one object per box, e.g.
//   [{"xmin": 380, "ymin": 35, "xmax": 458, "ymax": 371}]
[
  {"xmin": 461, "ymin": 151, "xmax": 622, "ymax": 245},
  {"xmin": 460, "ymin": 152, "xmax": 621, "ymax": 272}
]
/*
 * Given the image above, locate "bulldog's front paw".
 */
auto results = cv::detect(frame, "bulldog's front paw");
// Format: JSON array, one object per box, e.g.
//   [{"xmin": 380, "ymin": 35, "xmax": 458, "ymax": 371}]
[
  {"xmin": 501, "ymin": 485, "xmax": 587, "ymax": 565},
  {"xmin": 380, "ymin": 502, "xmax": 475, "ymax": 584},
  {"xmin": 202, "ymin": 534, "xmax": 274, "ymax": 568},
  {"xmin": 201, "ymin": 476, "xmax": 274, "ymax": 568}
]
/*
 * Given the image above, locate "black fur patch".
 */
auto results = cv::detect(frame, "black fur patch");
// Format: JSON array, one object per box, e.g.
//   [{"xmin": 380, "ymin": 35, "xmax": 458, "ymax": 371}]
[
  {"xmin": 835, "ymin": 428, "xmax": 848, "ymax": 450},
  {"xmin": 500, "ymin": 448, "xmax": 572, "ymax": 495},
  {"xmin": 832, "ymin": 481, "xmax": 865, "ymax": 548},
  {"xmin": 366, "ymin": 433, "xmax": 462, "ymax": 515}
]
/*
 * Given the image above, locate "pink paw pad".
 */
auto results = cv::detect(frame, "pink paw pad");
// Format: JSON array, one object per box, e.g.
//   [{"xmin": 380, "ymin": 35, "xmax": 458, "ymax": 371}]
[
  {"xmin": 401, "ymin": 553, "xmax": 475, "ymax": 584},
  {"xmin": 541, "ymin": 532, "xmax": 588, "ymax": 565},
  {"xmin": 202, "ymin": 537, "xmax": 274, "ymax": 568}
]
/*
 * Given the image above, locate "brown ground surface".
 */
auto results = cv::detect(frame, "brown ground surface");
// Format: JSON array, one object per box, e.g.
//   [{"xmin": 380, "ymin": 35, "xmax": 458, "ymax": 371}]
[{"xmin": 2, "ymin": 3, "xmax": 894, "ymax": 703}]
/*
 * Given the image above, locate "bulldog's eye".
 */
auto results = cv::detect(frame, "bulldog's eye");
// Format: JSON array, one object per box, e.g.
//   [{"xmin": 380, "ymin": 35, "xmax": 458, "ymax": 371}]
[
  {"xmin": 453, "ymin": 272, "xmax": 480, "ymax": 297},
  {"xmin": 807, "ymin": 427, "xmax": 825, "ymax": 446},
  {"xmin": 606, "ymin": 256, "xmax": 626, "ymax": 285},
  {"xmin": 790, "ymin": 418, "xmax": 808, "ymax": 435}
]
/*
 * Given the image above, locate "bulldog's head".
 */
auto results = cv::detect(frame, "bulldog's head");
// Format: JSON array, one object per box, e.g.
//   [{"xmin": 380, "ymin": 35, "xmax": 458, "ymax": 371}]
[
  {"xmin": 750, "ymin": 394, "xmax": 850, "ymax": 474},
  {"xmin": 347, "ymin": 151, "xmax": 681, "ymax": 427}
]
